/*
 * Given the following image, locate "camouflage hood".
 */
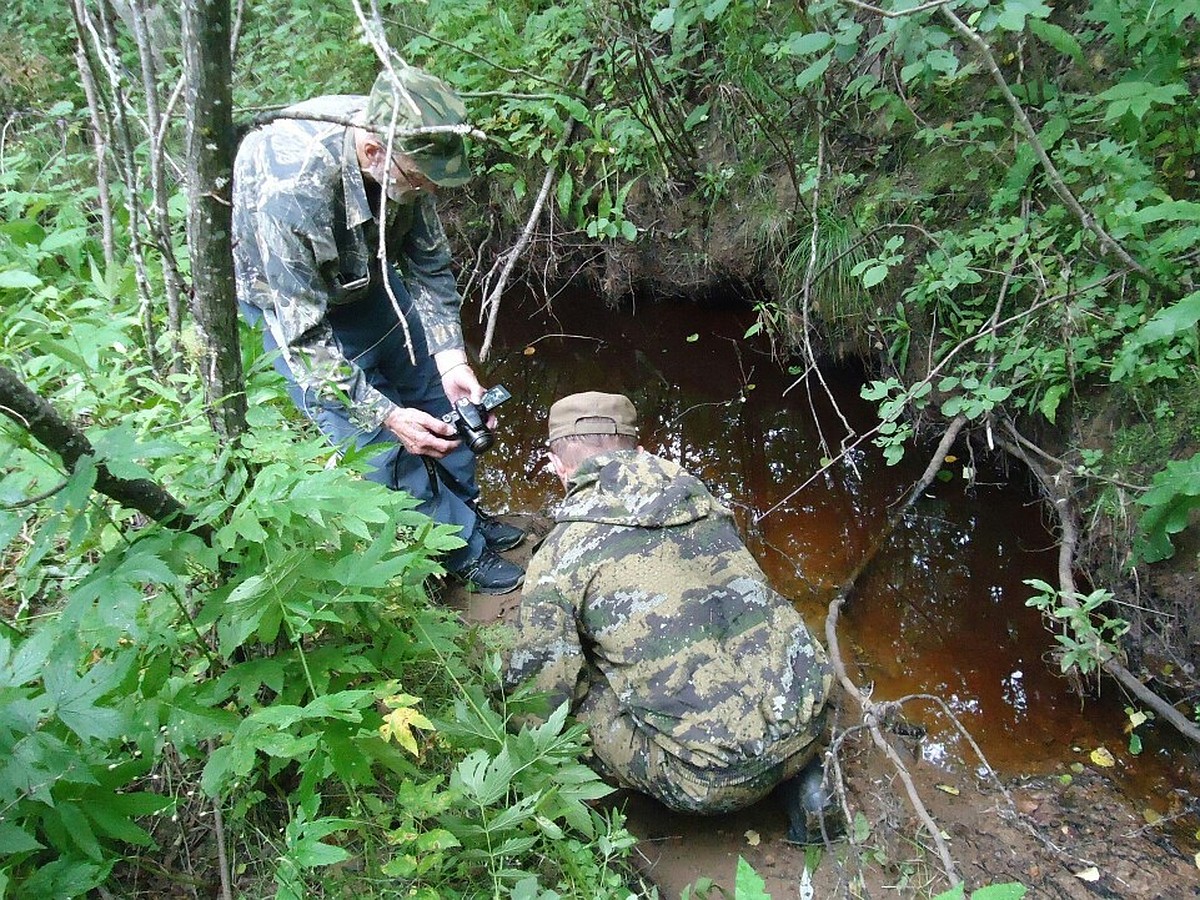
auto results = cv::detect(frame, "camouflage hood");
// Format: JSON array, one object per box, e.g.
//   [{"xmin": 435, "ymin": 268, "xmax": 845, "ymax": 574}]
[{"xmin": 554, "ymin": 451, "xmax": 721, "ymax": 528}]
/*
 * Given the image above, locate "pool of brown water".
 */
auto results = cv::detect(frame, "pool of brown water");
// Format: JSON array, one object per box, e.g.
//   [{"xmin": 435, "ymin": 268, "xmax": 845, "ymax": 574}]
[{"xmin": 468, "ymin": 289, "xmax": 1198, "ymax": 819}]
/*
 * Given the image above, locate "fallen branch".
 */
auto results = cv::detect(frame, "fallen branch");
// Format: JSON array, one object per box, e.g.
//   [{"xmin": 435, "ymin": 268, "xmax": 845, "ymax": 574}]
[
  {"xmin": 824, "ymin": 415, "xmax": 968, "ymax": 887},
  {"xmin": 0, "ymin": 365, "xmax": 212, "ymax": 542}
]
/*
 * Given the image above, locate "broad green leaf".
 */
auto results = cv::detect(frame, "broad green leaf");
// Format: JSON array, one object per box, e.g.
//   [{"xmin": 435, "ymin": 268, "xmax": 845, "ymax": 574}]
[
  {"xmin": 734, "ymin": 857, "xmax": 771, "ymax": 900},
  {"xmin": 0, "ymin": 822, "xmax": 44, "ymax": 855},
  {"xmin": 0, "ymin": 270, "xmax": 43, "ymax": 290},
  {"xmin": 794, "ymin": 53, "xmax": 832, "ymax": 92},
  {"xmin": 997, "ymin": 0, "xmax": 1052, "ymax": 31},
  {"xmin": 1132, "ymin": 200, "xmax": 1200, "ymax": 224},
  {"xmin": 781, "ymin": 31, "xmax": 833, "ymax": 57},
  {"xmin": 1028, "ymin": 18, "xmax": 1085, "ymax": 66}
]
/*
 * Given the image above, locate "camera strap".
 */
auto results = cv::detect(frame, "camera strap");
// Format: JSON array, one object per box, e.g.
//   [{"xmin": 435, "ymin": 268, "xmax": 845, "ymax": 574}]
[{"xmin": 422, "ymin": 456, "xmax": 440, "ymax": 498}]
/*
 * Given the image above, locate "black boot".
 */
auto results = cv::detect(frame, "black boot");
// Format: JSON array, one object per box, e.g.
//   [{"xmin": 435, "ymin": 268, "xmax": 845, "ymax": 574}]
[
  {"xmin": 780, "ymin": 756, "xmax": 843, "ymax": 844},
  {"xmin": 456, "ymin": 548, "xmax": 525, "ymax": 595},
  {"xmin": 473, "ymin": 507, "xmax": 526, "ymax": 552}
]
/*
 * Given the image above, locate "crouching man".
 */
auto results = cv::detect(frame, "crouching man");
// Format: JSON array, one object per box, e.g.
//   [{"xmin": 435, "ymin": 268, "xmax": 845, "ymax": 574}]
[{"xmin": 505, "ymin": 391, "xmax": 836, "ymax": 838}]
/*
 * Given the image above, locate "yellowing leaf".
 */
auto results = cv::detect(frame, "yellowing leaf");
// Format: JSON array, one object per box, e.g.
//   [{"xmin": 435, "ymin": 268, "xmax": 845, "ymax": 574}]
[
  {"xmin": 1074, "ymin": 867, "xmax": 1100, "ymax": 882},
  {"xmin": 1142, "ymin": 808, "xmax": 1162, "ymax": 826},
  {"xmin": 1090, "ymin": 747, "xmax": 1116, "ymax": 767},
  {"xmin": 523, "ymin": 346, "xmax": 536, "ymax": 356},
  {"xmin": 1194, "ymin": 851, "xmax": 1199, "ymax": 870},
  {"xmin": 1127, "ymin": 710, "xmax": 1149, "ymax": 730},
  {"xmin": 686, "ymin": 333, "xmax": 700, "ymax": 343},
  {"xmin": 379, "ymin": 703, "xmax": 435, "ymax": 756},
  {"xmin": 935, "ymin": 784, "xmax": 960, "ymax": 796},
  {"xmin": 745, "ymin": 829, "xmax": 761, "ymax": 846},
  {"xmin": 944, "ymin": 455, "xmax": 958, "ymax": 464}
]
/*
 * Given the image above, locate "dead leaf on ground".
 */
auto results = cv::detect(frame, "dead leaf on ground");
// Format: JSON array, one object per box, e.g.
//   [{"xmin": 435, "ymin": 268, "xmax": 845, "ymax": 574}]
[
  {"xmin": 744, "ymin": 829, "xmax": 760, "ymax": 846},
  {"xmin": 935, "ymin": 784, "xmax": 960, "ymax": 796},
  {"xmin": 1090, "ymin": 746, "xmax": 1116, "ymax": 767},
  {"xmin": 1074, "ymin": 867, "xmax": 1101, "ymax": 882}
]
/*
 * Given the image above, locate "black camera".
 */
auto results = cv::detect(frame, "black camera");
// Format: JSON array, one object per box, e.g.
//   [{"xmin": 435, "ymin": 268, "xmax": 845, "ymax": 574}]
[{"xmin": 441, "ymin": 384, "xmax": 512, "ymax": 454}]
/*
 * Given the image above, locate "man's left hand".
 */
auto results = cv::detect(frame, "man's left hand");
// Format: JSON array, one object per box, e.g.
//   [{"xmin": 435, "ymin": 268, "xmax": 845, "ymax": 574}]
[{"xmin": 440, "ymin": 361, "xmax": 483, "ymax": 406}]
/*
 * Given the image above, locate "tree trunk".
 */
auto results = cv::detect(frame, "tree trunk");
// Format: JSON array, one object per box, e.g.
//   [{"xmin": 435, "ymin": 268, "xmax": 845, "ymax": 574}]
[{"xmin": 181, "ymin": 0, "xmax": 247, "ymax": 445}]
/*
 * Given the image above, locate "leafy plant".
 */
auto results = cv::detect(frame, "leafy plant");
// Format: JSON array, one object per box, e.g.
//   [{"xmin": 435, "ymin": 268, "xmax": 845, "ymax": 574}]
[{"xmin": 1024, "ymin": 580, "xmax": 1130, "ymax": 675}]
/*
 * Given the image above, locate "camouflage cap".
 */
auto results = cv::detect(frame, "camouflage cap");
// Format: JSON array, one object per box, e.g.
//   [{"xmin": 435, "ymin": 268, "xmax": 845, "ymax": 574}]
[
  {"xmin": 364, "ymin": 65, "xmax": 471, "ymax": 187},
  {"xmin": 548, "ymin": 392, "xmax": 639, "ymax": 442}
]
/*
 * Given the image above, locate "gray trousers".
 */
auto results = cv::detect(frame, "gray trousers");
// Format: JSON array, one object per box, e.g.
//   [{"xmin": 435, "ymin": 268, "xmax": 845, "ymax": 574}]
[{"xmin": 240, "ymin": 267, "xmax": 484, "ymax": 572}]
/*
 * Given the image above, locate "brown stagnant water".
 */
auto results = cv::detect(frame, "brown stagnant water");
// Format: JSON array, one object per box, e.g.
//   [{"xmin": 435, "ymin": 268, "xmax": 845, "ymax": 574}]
[{"xmin": 467, "ymin": 288, "xmax": 1197, "ymax": 816}]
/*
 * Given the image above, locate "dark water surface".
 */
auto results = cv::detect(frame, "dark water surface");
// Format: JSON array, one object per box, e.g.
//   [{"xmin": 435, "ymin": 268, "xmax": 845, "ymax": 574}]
[{"xmin": 467, "ymin": 289, "xmax": 1196, "ymax": 815}]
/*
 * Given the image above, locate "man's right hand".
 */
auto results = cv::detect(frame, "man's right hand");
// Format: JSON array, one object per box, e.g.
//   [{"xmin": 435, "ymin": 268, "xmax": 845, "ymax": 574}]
[{"xmin": 384, "ymin": 407, "xmax": 460, "ymax": 459}]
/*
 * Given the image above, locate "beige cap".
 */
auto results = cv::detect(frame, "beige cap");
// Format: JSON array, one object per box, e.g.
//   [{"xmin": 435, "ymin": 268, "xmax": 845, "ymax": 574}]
[{"xmin": 547, "ymin": 392, "xmax": 638, "ymax": 442}]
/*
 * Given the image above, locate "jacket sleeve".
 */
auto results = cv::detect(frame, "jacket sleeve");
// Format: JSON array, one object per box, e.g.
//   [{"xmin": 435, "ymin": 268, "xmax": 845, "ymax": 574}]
[
  {"xmin": 504, "ymin": 552, "xmax": 587, "ymax": 722},
  {"xmin": 254, "ymin": 207, "xmax": 399, "ymax": 433},
  {"xmin": 395, "ymin": 196, "xmax": 465, "ymax": 356}
]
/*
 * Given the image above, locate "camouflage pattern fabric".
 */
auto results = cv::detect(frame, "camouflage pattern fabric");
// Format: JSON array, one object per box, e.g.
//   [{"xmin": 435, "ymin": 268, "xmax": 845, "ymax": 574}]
[
  {"xmin": 233, "ymin": 95, "xmax": 465, "ymax": 433},
  {"xmin": 364, "ymin": 66, "xmax": 471, "ymax": 188},
  {"xmin": 506, "ymin": 450, "xmax": 833, "ymax": 813}
]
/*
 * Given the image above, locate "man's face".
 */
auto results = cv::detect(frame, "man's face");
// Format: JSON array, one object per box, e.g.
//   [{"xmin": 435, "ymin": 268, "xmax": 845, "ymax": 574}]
[{"xmin": 367, "ymin": 150, "xmax": 437, "ymax": 204}]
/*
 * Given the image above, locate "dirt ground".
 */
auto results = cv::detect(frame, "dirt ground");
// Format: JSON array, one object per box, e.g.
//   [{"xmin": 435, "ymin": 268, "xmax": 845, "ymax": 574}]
[{"xmin": 447, "ymin": 514, "xmax": 1200, "ymax": 900}]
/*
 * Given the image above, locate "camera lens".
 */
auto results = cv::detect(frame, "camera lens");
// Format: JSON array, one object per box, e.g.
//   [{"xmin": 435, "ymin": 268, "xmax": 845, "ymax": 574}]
[{"xmin": 467, "ymin": 430, "xmax": 495, "ymax": 454}]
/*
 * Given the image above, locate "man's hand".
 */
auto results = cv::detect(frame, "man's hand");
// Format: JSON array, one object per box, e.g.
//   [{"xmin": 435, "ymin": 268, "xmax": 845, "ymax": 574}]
[
  {"xmin": 439, "ymin": 360, "xmax": 483, "ymax": 406},
  {"xmin": 436, "ymin": 352, "xmax": 498, "ymax": 429},
  {"xmin": 384, "ymin": 406, "xmax": 460, "ymax": 459}
]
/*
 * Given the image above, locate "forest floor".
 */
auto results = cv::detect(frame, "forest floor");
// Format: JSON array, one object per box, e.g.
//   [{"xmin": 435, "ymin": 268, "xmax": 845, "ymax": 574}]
[{"xmin": 446, "ymin": 514, "xmax": 1200, "ymax": 900}]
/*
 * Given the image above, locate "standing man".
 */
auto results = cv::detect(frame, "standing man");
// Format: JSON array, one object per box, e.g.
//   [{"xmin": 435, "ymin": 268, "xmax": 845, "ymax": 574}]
[
  {"xmin": 506, "ymin": 392, "xmax": 836, "ymax": 839},
  {"xmin": 232, "ymin": 64, "xmax": 524, "ymax": 594}
]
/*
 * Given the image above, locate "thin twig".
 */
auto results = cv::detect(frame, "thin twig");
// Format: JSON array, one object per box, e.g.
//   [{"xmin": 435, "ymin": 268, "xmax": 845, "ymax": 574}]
[{"xmin": 478, "ymin": 58, "xmax": 597, "ymax": 362}]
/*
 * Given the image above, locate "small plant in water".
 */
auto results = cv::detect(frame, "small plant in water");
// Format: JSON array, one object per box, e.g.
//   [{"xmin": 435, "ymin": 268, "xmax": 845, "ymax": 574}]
[{"xmin": 1024, "ymin": 580, "xmax": 1130, "ymax": 676}]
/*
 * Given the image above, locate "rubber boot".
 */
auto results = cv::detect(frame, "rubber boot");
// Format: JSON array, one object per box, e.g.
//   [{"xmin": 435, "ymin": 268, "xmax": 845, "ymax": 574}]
[{"xmin": 780, "ymin": 756, "xmax": 842, "ymax": 844}]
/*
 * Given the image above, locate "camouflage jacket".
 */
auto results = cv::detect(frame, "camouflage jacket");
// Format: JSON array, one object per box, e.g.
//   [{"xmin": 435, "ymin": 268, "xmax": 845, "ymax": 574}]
[
  {"xmin": 232, "ymin": 96, "xmax": 464, "ymax": 433},
  {"xmin": 507, "ymin": 451, "xmax": 832, "ymax": 773}
]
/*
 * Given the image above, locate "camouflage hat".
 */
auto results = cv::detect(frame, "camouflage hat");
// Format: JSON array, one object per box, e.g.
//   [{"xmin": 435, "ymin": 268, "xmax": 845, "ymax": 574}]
[
  {"xmin": 364, "ymin": 65, "xmax": 471, "ymax": 187},
  {"xmin": 548, "ymin": 392, "xmax": 639, "ymax": 442}
]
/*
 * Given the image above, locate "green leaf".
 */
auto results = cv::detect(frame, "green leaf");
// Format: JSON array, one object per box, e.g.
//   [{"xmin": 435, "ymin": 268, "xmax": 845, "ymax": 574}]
[
  {"xmin": 650, "ymin": 7, "xmax": 674, "ymax": 31},
  {"xmin": 971, "ymin": 885, "xmax": 1028, "ymax": 900},
  {"xmin": 861, "ymin": 264, "xmax": 889, "ymax": 288},
  {"xmin": 704, "ymin": 0, "xmax": 731, "ymax": 20},
  {"xmin": 0, "ymin": 270, "xmax": 43, "ymax": 290},
  {"xmin": 996, "ymin": 0, "xmax": 1052, "ymax": 31},
  {"xmin": 1135, "ymin": 453, "xmax": 1200, "ymax": 562},
  {"xmin": 683, "ymin": 102, "xmax": 710, "ymax": 132},
  {"xmin": 1028, "ymin": 18, "xmax": 1086, "ymax": 67},
  {"xmin": 1038, "ymin": 383, "xmax": 1069, "ymax": 424},
  {"xmin": 0, "ymin": 821, "xmax": 44, "ymax": 855},
  {"xmin": 556, "ymin": 170, "xmax": 573, "ymax": 218},
  {"xmin": 1132, "ymin": 200, "xmax": 1200, "ymax": 224},
  {"xmin": 794, "ymin": 53, "xmax": 832, "ymax": 92},
  {"xmin": 781, "ymin": 31, "xmax": 833, "ymax": 57},
  {"xmin": 734, "ymin": 857, "xmax": 771, "ymax": 899}
]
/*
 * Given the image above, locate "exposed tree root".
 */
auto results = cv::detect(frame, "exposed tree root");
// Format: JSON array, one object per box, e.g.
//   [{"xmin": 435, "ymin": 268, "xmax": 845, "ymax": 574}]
[{"xmin": 999, "ymin": 420, "xmax": 1200, "ymax": 748}]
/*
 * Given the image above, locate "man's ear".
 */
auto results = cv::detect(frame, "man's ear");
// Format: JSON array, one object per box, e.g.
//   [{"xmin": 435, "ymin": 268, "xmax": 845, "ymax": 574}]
[
  {"xmin": 549, "ymin": 451, "xmax": 570, "ymax": 482},
  {"xmin": 361, "ymin": 134, "xmax": 386, "ymax": 167}
]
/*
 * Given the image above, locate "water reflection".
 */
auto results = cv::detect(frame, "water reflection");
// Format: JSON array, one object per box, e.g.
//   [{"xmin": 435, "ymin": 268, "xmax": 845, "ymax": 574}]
[{"xmin": 469, "ymin": 291, "xmax": 1188, "ymax": 803}]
